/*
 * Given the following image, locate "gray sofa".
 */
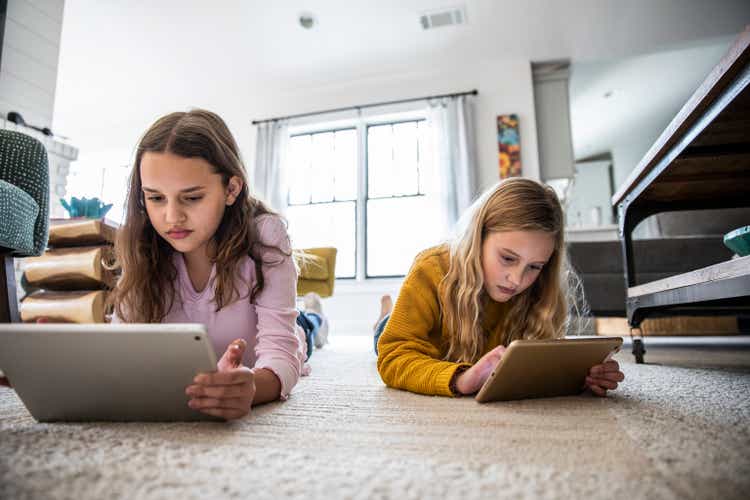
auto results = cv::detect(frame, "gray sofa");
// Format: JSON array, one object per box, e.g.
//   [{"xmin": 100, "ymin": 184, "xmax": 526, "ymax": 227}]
[{"xmin": 566, "ymin": 236, "xmax": 735, "ymax": 316}]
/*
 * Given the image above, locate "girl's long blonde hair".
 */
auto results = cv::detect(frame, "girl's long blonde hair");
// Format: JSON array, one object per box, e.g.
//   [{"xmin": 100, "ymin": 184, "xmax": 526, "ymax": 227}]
[
  {"xmin": 439, "ymin": 177, "xmax": 584, "ymax": 363},
  {"xmin": 110, "ymin": 109, "xmax": 287, "ymax": 323}
]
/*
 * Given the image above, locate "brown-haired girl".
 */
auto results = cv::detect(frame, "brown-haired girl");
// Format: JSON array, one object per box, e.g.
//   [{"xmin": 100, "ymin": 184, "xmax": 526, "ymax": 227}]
[
  {"xmin": 374, "ymin": 177, "xmax": 624, "ymax": 397},
  {"xmin": 110, "ymin": 109, "xmax": 318, "ymax": 420}
]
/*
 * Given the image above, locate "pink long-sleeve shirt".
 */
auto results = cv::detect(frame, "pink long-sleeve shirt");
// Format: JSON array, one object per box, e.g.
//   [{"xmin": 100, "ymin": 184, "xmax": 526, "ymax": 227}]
[{"xmin": 113, "ymin": 214, "xmax": 307, "ymax": 399}]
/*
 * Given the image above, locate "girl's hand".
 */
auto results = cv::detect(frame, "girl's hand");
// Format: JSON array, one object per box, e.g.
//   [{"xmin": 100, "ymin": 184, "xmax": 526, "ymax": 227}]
[
  {"xmin": 455, "ymin": 345, "xmax": 507, "ymax": 395},
  {"xmin": 585, "ymin": 360, "xmax": 625, "ymax": 397},
  {"xmin": 185, "ymin": 339, "xmax": 255, "ymax": 420}
]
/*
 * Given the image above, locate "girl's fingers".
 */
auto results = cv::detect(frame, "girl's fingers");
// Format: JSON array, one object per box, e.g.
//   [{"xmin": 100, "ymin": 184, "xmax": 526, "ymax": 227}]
[
  {"xmin": 188, "ymin": 396, "xmax": 251, "ymax": 411},
  {"xmin": 589, "ymin": 384, "xmax": 607, "ymax": 397},
  {"xmin": 587, "ymin": 361, "xmax": 624, "ymax": 397},
  {"xmin": 586, "ymin": 376, "xmax": 618, "ymax": 390},
  {"xmin": 604, "ymin": 360, "xmax": 620, "ymax": 372},
  {"xmin": 229, "ymin": 341, "xmax": 245, "ymax": 360},
  {"xmin": 590, "ymin": 369, "xmax": 624, "ymax": 382},
  {"xmin": 194, "ymin": 367, "xmax": 253, "ymax": 386},
  {"xmin": 590, "ymin": 361, "xmax": 621, "ymax": 376},
  {"xmin": 487, "ymin": 345, "xmax": 506, "ymax": 364},
  {"xmin": 217, "ymin": 340, "xmax": 247, "ymax": 371},
  {"xmin": 186, "ymin": 382, "xmax": 252, "ymax": 399},
  {"xmin": 605, "ymin": 371, "xmax": 625, "ymax": 382}
]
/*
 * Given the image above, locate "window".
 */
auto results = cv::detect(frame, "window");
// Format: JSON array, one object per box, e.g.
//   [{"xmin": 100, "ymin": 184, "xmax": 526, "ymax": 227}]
[
  {"xmin": 285, "ymin": 113, "xmax": 445, "ymax": 280},
  {"xmin": 286, "ymin": 129, "xmax": 358, "ymax": 278}
]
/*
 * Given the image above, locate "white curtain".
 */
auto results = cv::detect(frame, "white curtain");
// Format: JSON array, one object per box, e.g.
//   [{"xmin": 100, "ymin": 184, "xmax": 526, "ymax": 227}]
[
  {"xmin": 253, "ymin": 120, "xmax": 289, "ymax": 213},
  {"xmin": 427, "ymin": 95, "xmax": 478, "ymax": 234}
]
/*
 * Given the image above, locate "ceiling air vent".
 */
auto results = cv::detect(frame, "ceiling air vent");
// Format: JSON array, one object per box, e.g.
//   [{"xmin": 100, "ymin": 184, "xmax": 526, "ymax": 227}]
[{"xmin": 420, "ymin": 7, "xmax": 465, "ymax": 30}]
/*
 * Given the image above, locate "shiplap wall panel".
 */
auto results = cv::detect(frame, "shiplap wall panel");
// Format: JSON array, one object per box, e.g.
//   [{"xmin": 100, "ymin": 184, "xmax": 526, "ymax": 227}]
[
  {"xmin": 4, "ymin": 17, "xmax": 59, "ymax": 67},
  {"xmin": 0, "ymin": 70, "xmax": 54, "ymax": 115},
  {"xmin": 25, "ymin": 0, "xmax": 64, "ymax": 22},
  {"xmin": 8, "ymin": 0, "xmax": 62, "ymax": 45},
  {"xmin": 0, "ymin": 0, "xmax": 64, "ymax": 128},
  {"xmin": 2, "ymin": 44, "xmax": 57, "ymax": 93}
]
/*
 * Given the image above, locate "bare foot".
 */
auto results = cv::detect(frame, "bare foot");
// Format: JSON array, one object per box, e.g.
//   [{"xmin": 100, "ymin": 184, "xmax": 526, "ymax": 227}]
[{"xmin": 373, "ymin": 294, "xmax": 393, "ymax": 332}]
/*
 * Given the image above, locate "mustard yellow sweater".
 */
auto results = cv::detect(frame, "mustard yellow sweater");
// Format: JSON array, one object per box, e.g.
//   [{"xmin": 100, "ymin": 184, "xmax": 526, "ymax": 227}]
[{"xmin": 376, "ymin": 245, "xmax": 510, "ymax": 397}]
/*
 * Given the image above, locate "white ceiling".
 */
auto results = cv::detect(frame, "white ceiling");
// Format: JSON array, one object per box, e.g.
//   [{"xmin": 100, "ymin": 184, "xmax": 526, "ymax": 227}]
[
  {"xmin": 569, "ymin": 36, "xmax": 735, "ymax": 161},
  {"xmin": 53, "ymin": 0, "xmax": 750, "ymax": 158},
  {"xmin": 57, "ymin": 0, "xmax": 750, "ymax": 88}
]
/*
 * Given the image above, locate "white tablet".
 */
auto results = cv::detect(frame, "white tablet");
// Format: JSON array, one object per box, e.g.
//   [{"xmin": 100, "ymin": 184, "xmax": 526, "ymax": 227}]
[{"xmin": 0, "ymin": 323, "xmax": 220, "ymax": 422}]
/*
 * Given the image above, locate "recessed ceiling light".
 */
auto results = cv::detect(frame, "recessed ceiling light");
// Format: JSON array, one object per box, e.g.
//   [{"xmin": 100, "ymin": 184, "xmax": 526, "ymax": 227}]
[{"xmin": 299, "ymin": 12, "xmax": 316, "ymax": 29}]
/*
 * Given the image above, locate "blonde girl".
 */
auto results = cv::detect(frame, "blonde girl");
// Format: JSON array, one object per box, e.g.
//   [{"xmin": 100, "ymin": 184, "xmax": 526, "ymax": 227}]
[{"xmin": 374, "ymin": 178, "xmax": 624, "ymax": 397}]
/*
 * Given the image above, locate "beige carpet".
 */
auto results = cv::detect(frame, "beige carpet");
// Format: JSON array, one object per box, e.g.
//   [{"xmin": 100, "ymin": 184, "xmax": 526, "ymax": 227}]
[{"xmin": 2, "ymin": 335, "xmax": 749, "ymax": 500}]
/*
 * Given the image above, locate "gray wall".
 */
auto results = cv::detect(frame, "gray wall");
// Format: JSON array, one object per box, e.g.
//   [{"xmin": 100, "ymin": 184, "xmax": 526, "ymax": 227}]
[
  {"xmin": 0, "ymin": 0, "xmax": 64, "ymax": 129},
  {"xmin": 566, "ymin": 161, "xmax": 614, "ymax": 228}
]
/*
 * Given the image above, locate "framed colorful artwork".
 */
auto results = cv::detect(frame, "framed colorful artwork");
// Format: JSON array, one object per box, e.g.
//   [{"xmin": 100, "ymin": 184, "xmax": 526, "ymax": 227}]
[{"xmin": 497, "ymin": 114, "xmax": 521, "ymax": 179}]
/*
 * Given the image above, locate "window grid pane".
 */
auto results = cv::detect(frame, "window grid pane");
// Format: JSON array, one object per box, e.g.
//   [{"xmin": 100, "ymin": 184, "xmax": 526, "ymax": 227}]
[
  {"xmin": 333, "ymin": 129, "xmax": 357, "ymax": 201},
  {"xmin": 288, "ymin": 128, "xmax": 357, "ymax": 206},
  {"xmin": 287, "ymin": 117, "xmax": 436, "ymax": 279},
  {"xmin": 288, "ymin": 135, "xmax": 312, "ymax": 205},
  {"xmin": 310, "ymin": 132, "xmax": 334, "ymax": 202},
  {"xmin": 366, "ymin": 196, "xmax": 443, "ymax": 277},
  {"xmin": 417, "ymin": 120, "xmax": 432, "ymax": 194},
  {"xmin": 287, "ymin": 201, "xmax": 356, "ymax": 279},
  {"xmin": 367, "ymin": 119, "xmax": 426, "ymax": 200},
  {"xmin": 365, "ymin": 118, "xmax": 437, "ymax": 277},
  {"xmin": 392, "ymin": 121, "xmax": 419, "ymax": 196},
  {"xmin": 286, "ymin": 128, "xmax": 358, "ymax": 278}
]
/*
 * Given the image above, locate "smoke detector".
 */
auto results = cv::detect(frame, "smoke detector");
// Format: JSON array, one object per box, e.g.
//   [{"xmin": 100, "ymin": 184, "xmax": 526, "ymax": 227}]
[
  {"xmin": 299, "ymin": 12, "xmax": 316, "ymax": 30},
  {"xmin": 420, "ymin": 6, "xmax": 466, "ymax": 30}
]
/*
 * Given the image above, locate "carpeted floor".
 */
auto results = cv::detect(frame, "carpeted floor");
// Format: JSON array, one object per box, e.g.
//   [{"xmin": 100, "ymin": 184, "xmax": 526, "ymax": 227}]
[{"xmin": 1, "ymin": 335, "xmax": 749, "ymax": 500}]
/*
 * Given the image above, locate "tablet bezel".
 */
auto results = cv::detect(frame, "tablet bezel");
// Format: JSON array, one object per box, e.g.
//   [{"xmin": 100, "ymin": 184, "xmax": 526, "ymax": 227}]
[
  {"xmin": 0, "ymin": 323, "xmax": 221, "ymax": 422},
  {"xmin": 475, "ymin": 336, "xmax": 623, "ymax": 403}
]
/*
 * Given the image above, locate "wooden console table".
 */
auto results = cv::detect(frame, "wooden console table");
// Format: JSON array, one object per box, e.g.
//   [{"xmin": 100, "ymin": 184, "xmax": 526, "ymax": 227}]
[{"xmin": 612, "ymin": 27, "xmax": 750, "ymax": 362}]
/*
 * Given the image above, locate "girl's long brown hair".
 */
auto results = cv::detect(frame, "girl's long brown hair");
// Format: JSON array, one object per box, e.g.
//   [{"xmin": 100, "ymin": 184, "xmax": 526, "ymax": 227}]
[
  {"xmin": 438, "ymin": 177, "xmax": 584, "ymax": 363},
  {"xmin": 110, "ymin": 109, "xmax": 287, "ymax": 323}
]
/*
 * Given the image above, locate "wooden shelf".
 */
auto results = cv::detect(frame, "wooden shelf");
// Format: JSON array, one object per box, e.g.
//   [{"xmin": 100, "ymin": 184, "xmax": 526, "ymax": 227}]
[
  {"xmin": 612, "ymin": 27, "xmax": 750, "ymax": 353},
  {"xmin": 613, "ymin": 26, "xmax": 750, "ymax": 207},
  {"xmin": 628, "ymin": 255, "xmax": 750, "ymax": 298}
]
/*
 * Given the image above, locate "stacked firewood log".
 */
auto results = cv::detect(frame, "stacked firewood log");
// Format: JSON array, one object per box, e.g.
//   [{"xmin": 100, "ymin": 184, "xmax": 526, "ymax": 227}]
[{"xmin": 19, "ymin": 218, "xmax": 119, "ymax": 323}]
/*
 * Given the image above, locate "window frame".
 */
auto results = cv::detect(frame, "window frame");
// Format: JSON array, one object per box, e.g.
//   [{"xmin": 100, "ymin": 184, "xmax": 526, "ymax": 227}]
[
  {"xmin": 287, "ymin": 109, "xmax": 430, "ymax": 281},
  {"xmin": 363, "ymin": 117, "xmax": 428, "ymax": 279},
  {"xmin": 287, "ymin": 126, "xmax": 359, "ymax": 279}
]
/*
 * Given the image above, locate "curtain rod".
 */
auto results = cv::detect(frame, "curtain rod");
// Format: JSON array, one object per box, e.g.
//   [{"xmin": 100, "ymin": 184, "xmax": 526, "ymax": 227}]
[{"xmin": 251, "ymin": 89, "xmax": 478, "ymax": 125}]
